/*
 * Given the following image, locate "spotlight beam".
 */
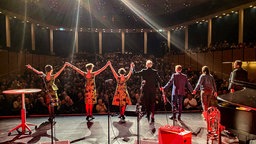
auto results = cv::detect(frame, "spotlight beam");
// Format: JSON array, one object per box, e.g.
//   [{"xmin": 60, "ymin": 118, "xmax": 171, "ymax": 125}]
[
  {"xmin": 121, "ymin": 1, "xmax": 161, "ymax": 31},
  {"xmin": 71, "ymin": 0, "xmax": 81, "ymax": 62}
]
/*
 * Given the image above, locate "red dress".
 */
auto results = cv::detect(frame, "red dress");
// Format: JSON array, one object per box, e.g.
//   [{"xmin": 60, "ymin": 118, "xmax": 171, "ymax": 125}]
[
  {"xmin": 112, "ymin": 77, "xmax": 132, "ymax": 106},
  {"xmin": 84, "ymin": 73, "xmax": 97, "ymax": 104}
]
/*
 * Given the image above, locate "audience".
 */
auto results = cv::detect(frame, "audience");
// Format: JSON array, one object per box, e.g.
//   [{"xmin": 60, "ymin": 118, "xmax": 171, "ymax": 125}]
[{"xmin": 59, "ymin": 91, "xmax": 74, "ymax": 114}]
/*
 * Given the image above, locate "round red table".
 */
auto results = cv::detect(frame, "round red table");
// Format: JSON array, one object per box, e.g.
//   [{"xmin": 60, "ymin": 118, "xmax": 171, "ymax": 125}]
[{"xmin": 3, "ymin": 88, "xmax": 41, "ymax": 135}]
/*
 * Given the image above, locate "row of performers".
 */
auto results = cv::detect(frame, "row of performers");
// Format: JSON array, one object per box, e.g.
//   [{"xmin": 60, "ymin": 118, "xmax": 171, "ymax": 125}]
[{"xmin": 26, "ymin": 59, "xmax": 248, "ymax": 123}]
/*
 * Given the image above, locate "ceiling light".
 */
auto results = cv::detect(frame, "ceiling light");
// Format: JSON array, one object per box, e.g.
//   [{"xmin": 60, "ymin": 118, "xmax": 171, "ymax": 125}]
[{"xmin": 59, "ymin": 28, "xmax": 65, "ymax": 31}]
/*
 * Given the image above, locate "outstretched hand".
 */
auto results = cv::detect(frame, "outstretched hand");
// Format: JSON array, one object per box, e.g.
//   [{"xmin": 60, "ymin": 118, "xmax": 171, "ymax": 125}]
[
  {"xmin": 107, "ymin": 61, "xmax": 111, "ymax": 66},
  {"xmin": 26, "ymin": 64, "xmax": 32, "ymax": 69},
  {"xmin": 131, "ymin": 62, "xmax": 135, "ymax": 68},
  {"xmin": 65, "ymin": 62, "xmax": 71, "ymax": 67}
]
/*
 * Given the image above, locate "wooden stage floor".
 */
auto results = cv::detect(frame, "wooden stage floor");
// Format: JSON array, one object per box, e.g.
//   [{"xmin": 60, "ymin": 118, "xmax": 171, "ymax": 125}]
[{"xmin": 0, "ymin": 112, "xmax": 209, "ymax": 144}]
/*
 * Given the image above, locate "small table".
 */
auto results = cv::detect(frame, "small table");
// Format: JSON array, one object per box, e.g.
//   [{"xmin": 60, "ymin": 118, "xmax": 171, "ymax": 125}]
[{"xmin": 3, "ymin": 88, "xmax": 41, "ymax": 135}]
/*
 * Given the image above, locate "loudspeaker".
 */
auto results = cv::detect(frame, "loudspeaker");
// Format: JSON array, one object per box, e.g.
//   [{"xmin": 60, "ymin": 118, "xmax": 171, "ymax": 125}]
[
  {"xmin": 158, "ymin": 125, "xmax": 192, "ymax": 144},
  {"xmin": 125, "ymin": 105, "xmax": 137, "ymax": 116},
  {"xmin": 40, "ymin": 140, "xmax": 70, "ymax": 144}
]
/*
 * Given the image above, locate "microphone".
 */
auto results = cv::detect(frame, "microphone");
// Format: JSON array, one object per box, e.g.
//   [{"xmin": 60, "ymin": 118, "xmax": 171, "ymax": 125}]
[{"xmin": 105, "ymin": 79, "xmax": 113, "ymax": 83}]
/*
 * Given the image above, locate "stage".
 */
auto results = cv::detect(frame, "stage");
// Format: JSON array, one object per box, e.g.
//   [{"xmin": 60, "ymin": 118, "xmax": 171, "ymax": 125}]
[{"xmin": 0, "ymin": 113, "xmax": 209, "ymax": 144}]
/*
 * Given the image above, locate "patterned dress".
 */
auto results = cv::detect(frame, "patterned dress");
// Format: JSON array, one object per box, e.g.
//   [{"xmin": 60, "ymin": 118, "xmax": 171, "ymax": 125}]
[
  {"xmin": 84, "ymin": 73, "xmax": 97, "ymax": 104},
  {"xmin": 45, "ymin": 75, "xmax": 59, "ymax": 106},
  {"xmin": 112, "ymin": 77, "xmax": 132, "ymax": 106}
]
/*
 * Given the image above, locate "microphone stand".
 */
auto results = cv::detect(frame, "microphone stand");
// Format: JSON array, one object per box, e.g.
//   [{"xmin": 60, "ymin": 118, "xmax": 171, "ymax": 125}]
[
  {"xmin": 136, "ymin": 80, "xmax": 145, "ymax": 144},
  {"xmin": 104, "ymin": 80, "xmax": 111, "ymax": 144},
  {"xmin": 161, "ymin": 89, "xmax": 175, "ymax": 126},
  {"xmin": 50, "ymin": 102, "xmax": 54, "ymax": 144},
  {"xmin": 42, "ymin": 75, "xmax": 54, "ymax": 144},
  {"xmin": 171, "ymin": 96, "xmax": 176, "ymax": 126},
  {"xmin": 136, "ymin": 104, "xmax": 142, "ymax": 144}
]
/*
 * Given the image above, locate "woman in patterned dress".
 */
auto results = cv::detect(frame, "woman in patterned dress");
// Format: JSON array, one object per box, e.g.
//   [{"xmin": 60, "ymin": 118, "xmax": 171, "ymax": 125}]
[
  {"xmin": 26, "ymin": 63, "xmax": 67, "ymax": 121},
  {"xmin": 67, "ymin": 61, "xmax": 110, "ymax": 121},
  {"xmin": 109, "ymin": 62, "xmax": 134, "ymax": 120}
]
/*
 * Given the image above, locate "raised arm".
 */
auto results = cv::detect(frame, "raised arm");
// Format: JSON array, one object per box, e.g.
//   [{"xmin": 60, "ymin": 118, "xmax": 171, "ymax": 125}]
[
  {"xmin": 109, "ymin": 62, "xmax": 118, "ymax": 79},
  {"xmin": 66, "ymin": 62, "xmax": 85, "ymax": 76},
  {"xmin": 54, "ymin": 63, "xmax": 67, "ymax": 79},
  {"xmin": 125, "ymin": 62, "xmax": 134, "ymax": 80},
  {"xmin": 94, "ymin": 61, "xmax": 110, "ymax": 76},
  {"xmin": 26, "ymin": 64, "xmax": 44, "ymax": 75}
]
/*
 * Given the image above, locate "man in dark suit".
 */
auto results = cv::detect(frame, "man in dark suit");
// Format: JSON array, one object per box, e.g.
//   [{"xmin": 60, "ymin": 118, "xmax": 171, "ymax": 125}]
[
  {"xmin": 162, "ymin": 65, "xmax": 193, "ymax": 120},
  {"xmin": 228, "ymin": 60, "xmax": 248, "ymax": 93},
  {"xmin": 133, "ymin": 60, "xmax": 162, "ymax": 123}
]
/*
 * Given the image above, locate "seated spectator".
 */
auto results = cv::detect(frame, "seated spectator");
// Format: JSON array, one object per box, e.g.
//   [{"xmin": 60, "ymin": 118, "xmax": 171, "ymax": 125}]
[
  {"xmin": 95, "ymin": 98, "xmax": 107, "ymax": 114},
  {"xmin": 73, "ymin": 91, "xmax": 85, "ymax": 113},
  {"xmin": 34, "ymin": 94, "xmax": 48, "ymax": 114},
  {"xmin": 25, "ymin": 97, "xmax": 33, "ymax": 115},
  {"xmin": 12, "ymin": 96, "xmax": 22, "ymax": 115},
  {"xmin": 183, "ymin": 93, "xmax": 198, "ymax": 110},
  {"xmin": 134, "ymin": 93, "xmax": 141, "ymax": 104},
  {"xmin": 59, "ymin": 92, "xmax": 74, "ymax": 114},
  {"xmin": 0, "ymin": 94, "xmax": 7, "ymax": 115}
]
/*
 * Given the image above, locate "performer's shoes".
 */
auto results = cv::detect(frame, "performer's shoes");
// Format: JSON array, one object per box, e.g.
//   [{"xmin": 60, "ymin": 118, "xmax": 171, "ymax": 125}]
[
  {"xmin": 121, "ymin": 116, "xmax": 125, "ymax": 120},
  {"xmin": 118, "ymin": 115, "xmax": 125, "ymax": 120},
  {"xmin": 169, "ymin": 116, "xmax": 176, "ymax": 120},
  {"xmin": 86, "ymin": 116, "xmax": 90, "ymax": 121},
  {"xmin": 90, "ymin": 115, "xmax": 95, "ymax": 120},
  {"xmin": 146, "ymin": 113, "xmax": 150, "ymax": 121},
  {"xmin": 178, "ymin": 117, "xmax": 181, "ymax": 121},
  {"xmin": 48, "ymin": 118, "xmax": 53, "ymax": 123}
]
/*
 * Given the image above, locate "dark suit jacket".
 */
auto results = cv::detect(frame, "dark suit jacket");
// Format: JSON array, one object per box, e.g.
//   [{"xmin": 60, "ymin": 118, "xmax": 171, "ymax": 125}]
[
  {"xmin": 228, "ymin": 68, "xmax": 248, "ymax": 90},
  {"xmin": 134, "ymin": 68, "xmax": 162, "ymax": 93},
  {"xmin": 163, "ymin": 72, "xmax": 193, "ymax": 96}
]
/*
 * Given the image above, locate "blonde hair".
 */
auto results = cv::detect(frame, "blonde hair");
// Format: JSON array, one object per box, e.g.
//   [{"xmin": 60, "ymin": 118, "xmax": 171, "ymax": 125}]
[
  {"xmin": 118, "ymin": 68, "xmax": 126, "ymax": 75},
  {"xmin": 146, "ymin": 60, "xmax": 153, "ymax": 68},
  {"xmin": 45, "ymin": 65, "xmax": 53, "ymax": 73},
  {"xmin": 86, "ymin": 63, "xmax": 94, "ymax": 70},
  {"xmin": 175, "ymin": 65, "xmax": 182, "ymax": 72}
]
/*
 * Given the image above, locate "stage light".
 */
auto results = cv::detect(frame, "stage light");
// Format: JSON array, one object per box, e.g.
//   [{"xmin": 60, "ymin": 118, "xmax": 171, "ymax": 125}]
[{"xmin": 59, "ymin": 28, "xmax": 65, "ymax": 31}]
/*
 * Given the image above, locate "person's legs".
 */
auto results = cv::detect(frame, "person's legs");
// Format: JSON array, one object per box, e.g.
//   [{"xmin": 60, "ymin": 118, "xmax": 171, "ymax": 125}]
[
  {"xmin": 150, "ymin": 102, "xmax": 155, "ymax": 122},
  {"xmin": 171, "ymin": 95, "xmax": 177, "ymax": 119},
  {"xmin": 89, "ymin": 104, "xmax": 94, "ymax": 118},
  {"xmin": 177, "ymin": 95, "xmax": 184, "ymax": 120},
  {"xmin": 143, "ymin": 91, "xmax": 151, "ymax": 121},
  {"xmin": 120, "ymin": 105, "xmax": 126, "ymax": 120},
  {"xmin": 201, "ymin": 90, "xmax": 210, "ymax": 120},
  {"xmin": 85, "ymin": 104, "xmax": 89, "ymax": 120}
]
